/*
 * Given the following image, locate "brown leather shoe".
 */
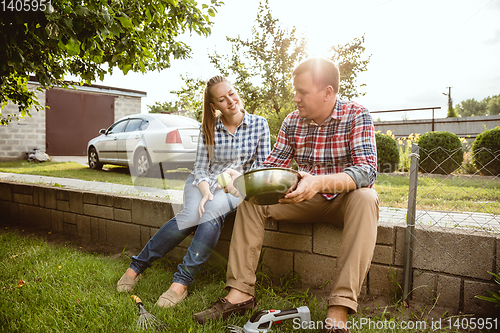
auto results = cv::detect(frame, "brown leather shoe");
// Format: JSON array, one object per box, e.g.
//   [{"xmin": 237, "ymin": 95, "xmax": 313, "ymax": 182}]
[{"xmin": 193, "ymin": 297, "xmax": 256, "ymax": 323}]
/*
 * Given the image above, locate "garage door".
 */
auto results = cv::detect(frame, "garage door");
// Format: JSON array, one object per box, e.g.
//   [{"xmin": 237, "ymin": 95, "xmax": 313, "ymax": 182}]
[{"xmin": 46, "ymin": 89, "xmax": 115, "ymax": 156}]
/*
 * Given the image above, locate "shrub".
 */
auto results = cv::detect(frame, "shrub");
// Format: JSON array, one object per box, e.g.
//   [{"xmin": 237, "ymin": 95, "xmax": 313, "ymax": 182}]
[
  {"xmin": 375, "ymin": 132, "xmax": 399, "ymax": 173},
  {"xmin": 472, "ymin": 127, "xmax": 500, "ymax": 176},
  {"xmin": 417, "ymin": 131, "xmax": 464, "ymax": 174}
]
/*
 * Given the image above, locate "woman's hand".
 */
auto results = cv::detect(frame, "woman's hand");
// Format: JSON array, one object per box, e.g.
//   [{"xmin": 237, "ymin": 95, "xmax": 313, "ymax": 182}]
[
  {"xmin": 198, "ymin": 192, "xmax": 214, "ymax": 217},
  {"xmin": 197, "ymin": 181, "xmax": 213, "ymax": 217},
  {"xmin": 219, "ymin": 168, "xmax": 242, "ymax": 197}
]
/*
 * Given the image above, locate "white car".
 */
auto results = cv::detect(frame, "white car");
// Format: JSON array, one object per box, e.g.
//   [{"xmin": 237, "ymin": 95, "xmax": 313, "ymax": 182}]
[{"xmin": 87, "ymin": 113, "xmax": 200, "ymax": 176}]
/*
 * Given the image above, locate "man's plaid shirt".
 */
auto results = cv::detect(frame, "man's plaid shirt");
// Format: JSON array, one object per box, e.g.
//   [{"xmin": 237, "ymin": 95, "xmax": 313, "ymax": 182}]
[
  {"xmin": 192, "ymin": 112, "xmax": 271, "ymax": 192},
  {"xmin": 263, "ymin": 99, "xmax": 377, "ymax": 200}
]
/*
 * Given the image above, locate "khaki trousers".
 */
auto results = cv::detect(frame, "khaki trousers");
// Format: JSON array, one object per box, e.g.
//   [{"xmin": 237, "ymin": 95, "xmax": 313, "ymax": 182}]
[{"xmin": 225, "ymin": 188, "xmax": 380, "ymax": 313}]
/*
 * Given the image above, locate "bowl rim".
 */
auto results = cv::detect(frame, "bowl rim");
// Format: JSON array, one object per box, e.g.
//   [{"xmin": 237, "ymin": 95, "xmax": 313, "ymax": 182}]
[{"xmin": 236, "ymin": 167, "xmax": 299, "ymax": 178}]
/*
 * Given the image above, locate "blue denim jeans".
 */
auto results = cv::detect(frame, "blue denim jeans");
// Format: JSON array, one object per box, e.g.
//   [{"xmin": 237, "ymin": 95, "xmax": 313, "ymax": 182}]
[{"xmin": 129, "ymin": 174, "xmax": 239, "ymax": 286}]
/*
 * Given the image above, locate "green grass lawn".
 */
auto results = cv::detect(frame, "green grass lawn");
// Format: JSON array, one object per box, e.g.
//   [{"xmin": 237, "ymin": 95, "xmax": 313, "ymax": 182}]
[
  {"xmin": 1, "ymin": 229, "xmax": 471, "ymax": 333},
  {"xmin": 1, "ymin": 160, "xmax": 499, "ymax": 214}
]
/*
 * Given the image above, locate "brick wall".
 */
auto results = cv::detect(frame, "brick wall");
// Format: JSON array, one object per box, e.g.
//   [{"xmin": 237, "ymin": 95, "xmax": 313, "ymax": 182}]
[
  {"xmin": 0, "ymin": 180, "xmax": 497, "ymax": 317},
  {"xmin": 0, "ymin": 85, "xmax": 46, "ymax": 160}
]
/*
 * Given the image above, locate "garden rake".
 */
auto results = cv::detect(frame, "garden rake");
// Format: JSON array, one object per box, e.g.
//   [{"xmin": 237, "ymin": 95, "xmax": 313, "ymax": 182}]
[{"xmin": 130, "ymin": 295, "xmax": 168, "ymax": 332}]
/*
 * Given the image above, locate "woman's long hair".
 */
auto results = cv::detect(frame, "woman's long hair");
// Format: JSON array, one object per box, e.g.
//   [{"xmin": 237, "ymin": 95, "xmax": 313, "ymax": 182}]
[{"xmin": 202, "ymin": 75, "xmax": 235, "ymax": 161}]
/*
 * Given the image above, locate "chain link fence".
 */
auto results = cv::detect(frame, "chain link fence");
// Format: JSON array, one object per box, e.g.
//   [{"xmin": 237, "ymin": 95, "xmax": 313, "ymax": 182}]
[{"xmin": 383, "ymin": 144, "xmax": 500, "ymax": 316}]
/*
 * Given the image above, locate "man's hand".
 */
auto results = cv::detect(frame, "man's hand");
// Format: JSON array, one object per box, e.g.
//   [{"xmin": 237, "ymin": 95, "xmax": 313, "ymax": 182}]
[
  {"xmin": 217, "ymin": 168, "xmax": 242, "ymax": 198},
  {"xmin": 279, "ymin": 171, "xmax": 318, "ymax": 204}
]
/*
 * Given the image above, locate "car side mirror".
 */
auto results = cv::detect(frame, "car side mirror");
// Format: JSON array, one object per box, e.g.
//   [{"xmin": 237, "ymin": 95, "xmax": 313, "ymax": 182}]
[{"xmin": 99, "ymin": 129, "xmax": 107, "ymax": 135}]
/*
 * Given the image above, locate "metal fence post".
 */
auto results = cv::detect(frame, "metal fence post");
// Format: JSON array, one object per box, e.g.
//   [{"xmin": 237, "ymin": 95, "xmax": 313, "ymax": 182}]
[{"xmin": 403, "ymin": 143, "xmax": 420, "ymax": 301}]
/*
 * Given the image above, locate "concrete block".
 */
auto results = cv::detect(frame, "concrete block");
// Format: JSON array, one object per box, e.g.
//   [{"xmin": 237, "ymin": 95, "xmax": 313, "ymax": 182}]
[
  {"xmin": 63, "ymin": 222, "xmax": 77, "ymax": 235},
  {"xmin": 0, "ymin": 183, "xmax": 12, "ymax": 201},
  {"xmin": 377, "ymin": 223, "xmax": 396, "ymax": 245},
  {"xmin": 412, "ymin": 270, "xmax": 437, "ymax": 304},
  {"xmin": 106, "ymin": 220, "xmax": 141, "ymax": 248},
  {"xmin": 83, "ymin": 203, "xmax": 113, "ymax": 219},
  {"xmin": 294, "ymin": 252, "xmax": 336, "ymax": 289},
  {"xmin": 313, "ymin": 223, "xmax": 342, "ymax": 257},
  {"xmin": 56, "ymin": 199, "xmax": 70, "ymax": 212},
  {"xmin": 90, "ymin": 217, "xmax": 99, "ymax": 242},
  {"xmin": 97, "ymin": 194, "xmax": 114, "ymax": 207},
  {"xmin": 171, "ymin": 202, "xmax": 183, "ymax": 216},
  {"xmin": 394, "ymin": 225, "xmax": 407, "ymax": 266},
  {"xmin": 13, "ymin": 193, "xmax": 33, "ymax": 205},
  {"xmin": 131, "ymin": 198, "xmax": 173, "ymax": 228},
  {"xmin": 19, "ymin": 205, "xmax": 52, "ymax": 230},
  {"xmin": 76, "ymin": 215, "xmax": 91, "ymax": 240},
  {"xmin": 260, "ymin": 247, "xmax": 293, "ymax": 279},
  {"xmin": 436, "ymin": 274, "xmax": 461, "ymax": 311},
  {"xmin": 114, "ymin": 196, "xmax": 132, "ymax": 210},
  {"xmin": 12, "ymin": 183, "xmax": 33, "ymax": 195},
  {"xmin": 114, "ymin": 208, "xmax": 131, "ymax": 222},
  {"xmin": 51, "ymin": 210, "xmax": 63, "ymax": 232},
  {"xmin": 63, "ymin": 212, "xmax": 76, "ymax": 225},
  {"xmin": 211, "ymin": 239, "xmax": 231, "ymax": 265},
  {"xmin": 265, "ymin": 218, "xmax": 278, "ymax": 231},
  {"xmin": 83, "ymin": 192, "xmax": 98, "ymax": 204},
  {"xmin": 140, "ymin": 226, "xmax": 151, "ymax": 247},
  {"xmin": 367, "ymin": 264, "xmax": 404, "ymax": 299},
  {"xmin": 412, "ymin": 227, "xmax": 494, "ymax": 280},
  {"xmin": 69, "ymin": 191, "xmax": 83, "ymax": 214},
  {"xmin": 463, "ymin": 280, "xmax": 498, "ymax": 317},
  {"xmin": 279, "ymin": 222, "xmax": 312, "ymax": 236},
  {"xmin": 0, "ymin": 201, "xmax": 19, "ymax": 223},
  {"xmin": 98, "ymin": 218, "xmax": 107, "ymax": 243},
  {"xmin": 263, "ymin": 230, "xmax": 312, "ymax": 253},
  {"xmin": 56, "ymin": 189, "xmax": 69, "ymax": 201},
  {"xmin": 372, "ymin": 244, "xmax": 394, "ymax": 265},
  {"xmin": 40, "ymin": 187, "xmax": 57, "ymax": 209}
]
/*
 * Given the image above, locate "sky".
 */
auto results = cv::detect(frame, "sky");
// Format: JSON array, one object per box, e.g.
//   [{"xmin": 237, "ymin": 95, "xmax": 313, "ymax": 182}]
[{"xmin": 95, "ymin": 0, "xmax": 500, "ymax": 121}]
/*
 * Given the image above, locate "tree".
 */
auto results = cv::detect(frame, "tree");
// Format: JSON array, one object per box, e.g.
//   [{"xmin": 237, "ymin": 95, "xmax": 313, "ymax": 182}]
[
  {"xmin": 170, "ymin": 75, "xmax": 206, "ymax": 122},
  {"xmin": 453, "ymin": 96, "xmax": 495, "ymax": 117},
  {"xmin": 174, "ymin": 0, "xmax": 370, "ymax": 144},
  {"xmin": 487, "ymin": 95, "xmax": 500, "ymax": 115},
  {"xmin": 0, "ymin": 0, "xmax": 222, "ymax": 125},
  {"xmin": 329, "ymin": 34, "xmax": 371, "ymax": 100},
  {"xmin": 209, "ymin": 0, "xmax": 306, "ymax": 117},
  {"xmin": 147, "ymin": 101, "xmax": 181, "ymax": 114},
  {"xmin": 447, "ymin": 104, "xmax": 458, "ymax": 117}
]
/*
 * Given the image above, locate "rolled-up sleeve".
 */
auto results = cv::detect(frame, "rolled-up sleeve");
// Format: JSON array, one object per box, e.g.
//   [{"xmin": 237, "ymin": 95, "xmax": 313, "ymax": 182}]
[{"xmin": 345, "ymin": 108, "xmax": 377, "ymax": 188}]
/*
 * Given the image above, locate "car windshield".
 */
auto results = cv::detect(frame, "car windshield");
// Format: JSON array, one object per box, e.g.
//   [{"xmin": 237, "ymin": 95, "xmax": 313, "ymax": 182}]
[{"xmin": 157, "ymin": 116, "xmax": 199, "ymax": 128}]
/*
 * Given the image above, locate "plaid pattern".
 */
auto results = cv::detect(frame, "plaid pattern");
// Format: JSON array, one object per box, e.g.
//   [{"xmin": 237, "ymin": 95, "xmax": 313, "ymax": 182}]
[
  {"xmin": 192, "ymin": 112, "xmax": 271, "ymax": 192},
  {"xmin": 263, "ymin": 100, "xmax": 377, "ymax": 200}
]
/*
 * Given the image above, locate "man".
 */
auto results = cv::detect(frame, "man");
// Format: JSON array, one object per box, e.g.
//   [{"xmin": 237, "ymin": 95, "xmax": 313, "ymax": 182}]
[{"xmin": 194, "ymin": 58, "xmax": 379, "ymax": 333}]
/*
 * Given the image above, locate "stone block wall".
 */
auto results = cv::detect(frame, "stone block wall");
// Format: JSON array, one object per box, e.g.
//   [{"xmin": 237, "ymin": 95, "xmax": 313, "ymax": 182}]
[{"xmin": 0, "ymin": 180, "xmax": 497, "ymax": 317}]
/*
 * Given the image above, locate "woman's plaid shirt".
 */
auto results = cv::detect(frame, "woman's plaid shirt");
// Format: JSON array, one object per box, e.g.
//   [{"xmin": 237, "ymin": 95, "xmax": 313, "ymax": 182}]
[
  {"xmin": 192, "ymin": 112, "xmax": 271, "ymax": 192},
  {"xmin": 263, "ymin": 100, "xmax": 377, "ymax": 200}
]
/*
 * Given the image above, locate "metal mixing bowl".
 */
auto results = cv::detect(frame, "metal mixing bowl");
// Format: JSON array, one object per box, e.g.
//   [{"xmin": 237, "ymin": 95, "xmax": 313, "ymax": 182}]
[{"xmin": 233, "ymin": 167, "xmax": 299, "ymax": 205}]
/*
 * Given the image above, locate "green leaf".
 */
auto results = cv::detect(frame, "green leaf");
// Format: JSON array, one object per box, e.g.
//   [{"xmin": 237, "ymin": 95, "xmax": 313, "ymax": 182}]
[{"xmin": 117, "ymin": 16, "xmax": 133, "ymax": 28}]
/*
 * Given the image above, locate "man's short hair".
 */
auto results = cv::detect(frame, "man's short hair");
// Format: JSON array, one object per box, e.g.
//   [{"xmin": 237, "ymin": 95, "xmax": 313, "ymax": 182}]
[{"xmin": 292, "ymin": 58, "xmax": 340, "ymax": 93}]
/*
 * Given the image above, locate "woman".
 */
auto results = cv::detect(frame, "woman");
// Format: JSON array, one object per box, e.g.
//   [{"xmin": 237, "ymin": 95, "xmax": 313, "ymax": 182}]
[{"xmin": 116, "ymin": 75, "xmax": 271, "ymax": 308}]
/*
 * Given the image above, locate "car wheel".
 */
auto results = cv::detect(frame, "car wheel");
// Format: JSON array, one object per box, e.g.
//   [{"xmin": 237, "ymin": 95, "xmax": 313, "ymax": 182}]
[
  {"xmin": 88, "ymin": 147, "xmax": 103, "ymax": 170},
  {"xmin": 134, "ymin": 149, "xmax": 152, "ymax": 177}
]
